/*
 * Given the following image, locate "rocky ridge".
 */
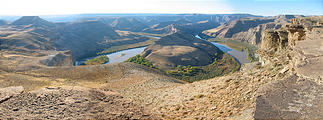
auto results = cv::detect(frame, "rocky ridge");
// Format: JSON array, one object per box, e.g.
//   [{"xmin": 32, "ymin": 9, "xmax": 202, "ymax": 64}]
[
  {"xmin": 254, "ymin": 16, "xmax": 323, "ymax": 119},
  {"xmin": 203, "ymin": 15, "xmax": 303, "ymax": 46}
]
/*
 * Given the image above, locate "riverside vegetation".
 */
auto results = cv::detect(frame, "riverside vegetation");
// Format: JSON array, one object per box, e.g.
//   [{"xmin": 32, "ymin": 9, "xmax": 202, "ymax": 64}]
[
  {"xmin": 126, "ymin": 55, "xmax": 157, "ymax": 68},
  {"xmin": 85, "ymin": 56, "xmax": 109, "ymax": 65},
  {"xmin": 126, "ymin": 53, "xmax": 240, "ymax": 82},
  {"xmin": 167, "ymin": 53, "xmax": 240, "ymax": 82}
]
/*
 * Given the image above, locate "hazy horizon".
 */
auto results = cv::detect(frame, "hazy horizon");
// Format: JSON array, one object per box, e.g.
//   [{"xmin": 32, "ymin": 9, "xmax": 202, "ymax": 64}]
[{"xmin": 1, "ymin": 0, "xmax": 322, "ymax": 16}]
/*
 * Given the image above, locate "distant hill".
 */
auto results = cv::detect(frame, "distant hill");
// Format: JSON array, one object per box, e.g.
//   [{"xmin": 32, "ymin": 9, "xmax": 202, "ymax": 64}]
[
  {"xmin": 55, "ymin": 20, "xmax": 120, "ymax": 59},
  {"xmin": 0, "ymin": 20, "xmax": 8, "ymax": 26},
  {"xmin": 111, "ymin": 17, "xmax": 149, "ymax": 32},
  {"xmin": 0, "ymin": 16, "xmax": 122, "ymax": 62},
  {"xmin": 0, "ymin": 17, "xmax": 58, "ymax": 52},
  {"xmin": 143, "ymin": 24, "xmax": 182, "ymax": 35},
  {"xmin": 141, "ymin": 32, "xmax": 223, "ymax": 70},
  {"xmin": 149, "ymin": 19, "xmax": 192, "ymax": 29},
  {"xmin": 11, "ymin": 16, "xmax": 56, "ymax": 28}
]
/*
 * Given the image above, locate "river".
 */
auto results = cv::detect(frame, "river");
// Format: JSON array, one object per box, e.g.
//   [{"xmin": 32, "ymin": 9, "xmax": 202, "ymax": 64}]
[
  {"xmin": 75, "ymin": 35, "xmax": 249, "ymax": 66},
  {"xmin": 74, "ymin": 47, "xmax": 147, "ymax": 66},
  {"xmin": 195, "ymin": 35, "xmax": 250, "ymax": 64}
]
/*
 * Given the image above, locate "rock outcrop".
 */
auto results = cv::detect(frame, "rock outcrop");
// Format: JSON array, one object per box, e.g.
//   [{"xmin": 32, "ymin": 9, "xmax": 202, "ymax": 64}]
[
  {"xmin": 231, "ymin": 23, "xmax": 282, "ymax": 45},
  {"xmin": 203, "ymin": 15, "xmax": 303, "ymax": 46},
  {"xmin": 259, "ymin": 16, "xmax": 322, "ymax": 79},
  {"xmin": 255, "ymin": 16, "xmax": 323, "ymax": 119},
  {"xmin": 203, "ymin": 18, "xmax": 276, "ymax": 41},
  {"xmin": 261, "ymin": 30, "xmax": 288, "ymax": 50},
  {"xmin": 286, "ymin": 24, "xmax": 306, "ymax": 46},
  {"xmin": 292, "ymin": 27, "xmax": 323, "ymax": 79},
  {"xmin": 260, "ymin": 23, "xmax": 306, "ymax": 51}
]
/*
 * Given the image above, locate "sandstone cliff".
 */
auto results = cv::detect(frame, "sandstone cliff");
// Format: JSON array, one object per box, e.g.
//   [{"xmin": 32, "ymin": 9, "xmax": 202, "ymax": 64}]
[
  {"xmin": 254, "ymin": 16, "xmax": 323, "ymax": 119},
  {"xmin": 203, "ymin": 15, "xmax": 303, "ymax": 46}
]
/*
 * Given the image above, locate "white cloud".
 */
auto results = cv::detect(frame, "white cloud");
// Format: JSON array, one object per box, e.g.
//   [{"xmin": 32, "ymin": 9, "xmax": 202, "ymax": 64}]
[{"xmin": 0, "ymin": 0, "xmax": 233, "ymax": 15}]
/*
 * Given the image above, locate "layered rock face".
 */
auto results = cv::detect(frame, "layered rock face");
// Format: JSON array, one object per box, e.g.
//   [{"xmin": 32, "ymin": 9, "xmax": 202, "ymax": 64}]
[
  {"xmin": 141, "ymin": 32, "xmax": 223, "ymax": 70},
  {"xmin": 286, "ymin": 24, "xmax": 306, "ymax": 46},
  {"xmin": 261, "ymin": 30, "xmax": 288, "ymax": 50},
  {"xmin": 203, "ymin": 18, "xmax": 276, "ymax": 44},
  {"xmin": 260, "ymin": 23, "xmax": 306, "ymax": 51},
  {"xmin": 255, "ymin": 16, "xmax": 323, "ymax": 119},
  {"xmin": 231, "ymin": 23, "xmax": 282, "ymax": 44},
  {"xmin": 203, "ymin": 15, "xmax": 302, "ymax": 46}
]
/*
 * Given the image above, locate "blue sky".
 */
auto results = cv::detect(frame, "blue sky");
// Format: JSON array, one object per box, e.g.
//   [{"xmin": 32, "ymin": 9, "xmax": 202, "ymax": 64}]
[
  {"xmin": 0, "ymin": 0, "xmax": 322, "ymax": 16},
  {"xmin": 228, "ymin": 0, "xmax": 323, "ymax": 16}
]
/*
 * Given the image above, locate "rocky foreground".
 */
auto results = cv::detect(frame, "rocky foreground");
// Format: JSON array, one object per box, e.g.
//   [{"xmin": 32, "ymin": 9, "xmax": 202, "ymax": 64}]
[{"xmin": 0, "ymin": 86, "xmax": 157, "ymax": 119}]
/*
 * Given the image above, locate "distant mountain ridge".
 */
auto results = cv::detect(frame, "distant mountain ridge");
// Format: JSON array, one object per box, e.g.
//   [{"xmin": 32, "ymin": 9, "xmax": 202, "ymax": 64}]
[
  {"xmin": 11, "ymin": 16, "xmax": 56, "ymax": 28},
  {"xmin": 0, "ymin": 19, "xmax": 8, "ymax": 26},
  {"xmin": 55, "ymin": 20, "xmax": 120, "ymax": 59},
  {"xmin": 110, "ymin": 17, "xmax": 149, "ymax": 32}
]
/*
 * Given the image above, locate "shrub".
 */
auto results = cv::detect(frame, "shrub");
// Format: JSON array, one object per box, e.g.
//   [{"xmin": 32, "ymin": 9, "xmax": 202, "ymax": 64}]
[
  {"xmin": 167, "ymin": 65, "xmax": 202, "ymax": 77},
  {"xmin": 126, "ymin": 55, "xmax": 157, "ymax": 68},
  {"xmin": 85, "ymin": 56, "xmax": 109, "ymax": 65},
  {"xmin": 167, "ymin": 53, "xmax": 240, "ymax": 82}
]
